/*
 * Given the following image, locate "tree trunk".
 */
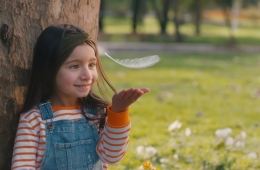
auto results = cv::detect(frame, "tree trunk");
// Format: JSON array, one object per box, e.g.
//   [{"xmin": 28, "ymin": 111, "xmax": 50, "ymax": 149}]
[
  {"xmin": 231, "ymin": 0, "xmax": 241, "ymax": 34},
  {"xmin": 220, "ymin": 2, "xmax": 236, "ymax": 44},
  {"xmin": 173, "ymin": 0, "xmax": 182, "ymax": 42},
  {"xmin": 132, "ymin": 0, "xmax": 140, "ymax": 34},
  {"xmin": 99, "ymin": 0, "xmax": 105, "ymax": 33},
  {"xmin": 161, "ymin": 0, "xmax": 170, "ymax": 35},
  {"xmin": 0, "ymin": 0, "xmax": 100, "ymax": 169},
  {"xmin": 150, "ymin": 0, "xmax": 171, "ymax": 35},
  {"xmin": 194, "ymin": 0, "xmax": 202, "ymax": 36}
]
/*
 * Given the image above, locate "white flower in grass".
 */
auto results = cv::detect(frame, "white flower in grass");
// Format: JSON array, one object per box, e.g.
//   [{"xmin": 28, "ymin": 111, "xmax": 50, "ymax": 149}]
[
  {"xmin": 240, "ymin": 131, "xmax": 247, "ymax": 139},
  {"xmin": 185, "ymin": 127, "xmax": 192, "ymax": 137},
  {"xmin": 145, "ymin": 146, "xmax": 157, "ymax": 158},
  {"xmin": 137, "ymin": 165, "xmax": 144, "ymax": 170},
  {"xmin": 248, "ymin": 152, "xmax": 257, "ymax": 159},
  {"xmin": 136, "ymin": 145, "xmax": 145, "ymax": 155},
  {"xmin": 173, "ymin": 153, "xmax": 179, "ymax": 160},
  {"xmin": 136, "ymin": 145, "xmax": 157, "ymax": 159},
  {"xmin": 215, "ymin": 128, "xmax": 232, "ymax": 138},
  {"xmin": 225, "ymin": 136, "xmax": 234, "ymax": 146},
  {"xmin": 160, "ymin": 158, "xmax": 169, "ymax": 163},
  {"xmin": 234, "ymin": 141, "xmax": 245, "ymax": 148},
  {"xmin": 161, "ymin": 164, "xmax": 166, "ymax": 168},
  {"xmin": 168, "ymin": 120, "xmax": 182, "ymax": 131}
]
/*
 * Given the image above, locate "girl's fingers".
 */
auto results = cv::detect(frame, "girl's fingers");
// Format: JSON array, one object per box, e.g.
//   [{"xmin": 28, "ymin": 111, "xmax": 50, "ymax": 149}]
[
  {"xmin": 122, "ymin": 88, "xmax": 135, "ymax": 100},
  {"xmin": 127, "ymin": 89, "xmax": 141, "ymax": 101},
  {"xmin": 112, "ymin": 88, "xmax": 149, "ymax": 112},
  {"xmin": 123, "ymin": 88, "xmax": 149, "ymax": 100},
  {"xmin": 140, "ymin": 87, "xmax": 150, "ymax": 93},
  {"xmin": 114, "ymin": 87, "xmax": 149, "ymax": 103},
  {"xmin": 127, "ymin": 89, "xmax": 146, "ymax": 103},
  {"xmin": 116, "ymin": 89, "xmax": 126, "ymax": 100}
]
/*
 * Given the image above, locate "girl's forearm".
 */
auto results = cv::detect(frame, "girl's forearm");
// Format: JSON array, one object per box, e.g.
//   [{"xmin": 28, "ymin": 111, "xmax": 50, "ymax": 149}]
[{"xmin": 96, "ymin": 106, "xmax": 131, "ymax": 164}]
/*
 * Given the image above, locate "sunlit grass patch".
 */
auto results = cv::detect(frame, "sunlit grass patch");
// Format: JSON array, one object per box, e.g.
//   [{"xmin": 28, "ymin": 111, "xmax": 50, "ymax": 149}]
[{"xmin": 101, "ymin": 53, "xmax": 260, "ymax": 169}]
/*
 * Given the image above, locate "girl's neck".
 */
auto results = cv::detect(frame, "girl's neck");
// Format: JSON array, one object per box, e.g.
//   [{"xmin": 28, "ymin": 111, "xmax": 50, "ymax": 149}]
[{"xmin": 50, "ymin": 95, "xmax": 80, "ymax": 107}]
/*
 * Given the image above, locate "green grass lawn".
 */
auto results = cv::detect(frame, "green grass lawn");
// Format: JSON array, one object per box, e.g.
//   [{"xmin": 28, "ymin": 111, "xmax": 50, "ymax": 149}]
[
  {"xmin": 99, "ymin": 16, "xmax": 260, "ymax": 45},
  {"xmin": 100, "ymin": 53, "xmax": 260, "ymax": 169}
]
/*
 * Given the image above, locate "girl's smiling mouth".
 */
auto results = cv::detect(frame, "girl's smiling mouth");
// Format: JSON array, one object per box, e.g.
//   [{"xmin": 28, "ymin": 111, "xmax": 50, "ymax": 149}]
[{"xmin": 74, "ymin": 84, "xmax": 90, "ymax": 90}]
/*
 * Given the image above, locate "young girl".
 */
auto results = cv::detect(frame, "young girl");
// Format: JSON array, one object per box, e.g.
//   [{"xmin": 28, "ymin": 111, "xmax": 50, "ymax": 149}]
[{"xmin": 11, "ymin": 24, "xmax": 149, "ymax": 170}]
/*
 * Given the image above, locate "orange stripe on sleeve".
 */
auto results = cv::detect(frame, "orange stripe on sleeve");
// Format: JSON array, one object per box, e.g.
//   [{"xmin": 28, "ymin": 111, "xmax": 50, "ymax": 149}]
[
  {"xmin": 12, "ymin": 152, "xmax": 36, "ymax": 158},
  {"xmin": 12, "ymin": 164, "xmax": 36, "ymax": 170},
  {"xmin": 103, "ymin": 133, "xmax": 128, "ymax": 140},
  {"xmin": 12, "ymin": 159, "xmax": 36, "ymax": 163},
  {"xmin": 99, "ymin": 140, "xmax": 129, "ymax": 152},
  {"xmin": 32, "ymin": 122, "xmax": 41, "ymax": 130},
  {"xmin": 13, "ymin": 146, "xmax": 38, "ymax": 150},
  {"xmin": 37, "ymin": 147, "xmax": 45, "ymax": 151},
  {"xmin": 16, "ymin": 133, "xmax": 38, "ymax": 137},
  {"xmin": 105, "ymin": 127, "xmax": 130, "ymax": 135},
  {"xmin": 103, "ymin": 138, "xmax": 129, "ymax": 147},
  {"xmin": 17, "ymin": 127, "xmax": 34, "ymax": 131},
  {"xmin": 28, "ymin": 116, "xmax": 41, "ymax": 123},
  {"xmin": 19, "ymin": 120, "xmax": 27, "ymax": 123},
  {"xmin": 25, "ymin": 110, "xmax": 38, "ymax": 119},
  {"xmin": 103, "ymin": 152, "xmax": 126, "ymax": 164},
  {"xmin": 14, "ymin": 139, "xmax": 38, "ymax": 144},
  {"xmin": 97, "ymin": 149, "xmax": 126, "ymax": 158}
]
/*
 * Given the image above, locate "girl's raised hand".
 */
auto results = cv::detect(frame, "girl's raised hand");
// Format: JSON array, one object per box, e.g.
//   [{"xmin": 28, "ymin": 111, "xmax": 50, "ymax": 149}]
[{"xmin": 111, "ymin": 88, "xmax": 150, "ymax": 113}]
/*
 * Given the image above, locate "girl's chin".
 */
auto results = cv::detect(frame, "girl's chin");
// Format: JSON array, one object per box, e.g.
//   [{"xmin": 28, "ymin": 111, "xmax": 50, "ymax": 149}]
[{"xmin": 76, "ymin": 92, "xmax": 91, "ymax": 98}]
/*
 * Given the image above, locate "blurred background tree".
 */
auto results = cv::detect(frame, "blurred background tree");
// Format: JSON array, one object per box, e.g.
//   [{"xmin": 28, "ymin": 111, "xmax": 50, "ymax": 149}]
[
  {"xmin": 132, "ymin": 0, "xmax": 147, "ymax": 34},
  {"xmin": 98, "ymin": 0, "xmax": 260, "ymax": 45}
]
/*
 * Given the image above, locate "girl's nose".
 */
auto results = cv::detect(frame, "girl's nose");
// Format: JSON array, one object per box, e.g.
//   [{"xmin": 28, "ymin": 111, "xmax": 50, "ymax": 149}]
[{"xmin": 80, "ymin": 68, "xmax": 92, "ymax": 80}]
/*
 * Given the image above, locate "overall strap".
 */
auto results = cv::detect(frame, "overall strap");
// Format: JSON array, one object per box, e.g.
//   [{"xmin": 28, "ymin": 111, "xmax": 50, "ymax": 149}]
[{"xmin": 38, "ymin": 100, "xmax": 54, "ymax": 120}]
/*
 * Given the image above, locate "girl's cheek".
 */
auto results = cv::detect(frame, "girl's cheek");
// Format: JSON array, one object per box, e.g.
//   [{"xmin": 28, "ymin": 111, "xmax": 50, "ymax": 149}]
[
  {"xmin": 56, "ymin": 73, "xmax": 74, "ymax": 88},
  {"xmin": 63, "ymin": 74, "xmax": 74, "ymax": 83},
  {"xmin": 93, "ymin": 71, "xmax": 98, "ymax": 82}
]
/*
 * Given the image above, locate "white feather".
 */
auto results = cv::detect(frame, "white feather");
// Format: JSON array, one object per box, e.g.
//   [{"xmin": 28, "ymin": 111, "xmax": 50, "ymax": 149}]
[{"xmin": 104, "ymin": 52, "xmax": 160, "ymax": 69}]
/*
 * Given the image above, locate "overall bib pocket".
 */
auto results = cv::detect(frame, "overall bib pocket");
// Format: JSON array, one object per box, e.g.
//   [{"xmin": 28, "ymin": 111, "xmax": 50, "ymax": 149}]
[{"xmin": 54, "ymin": 139, "xmax": 96, "ymax": 170}]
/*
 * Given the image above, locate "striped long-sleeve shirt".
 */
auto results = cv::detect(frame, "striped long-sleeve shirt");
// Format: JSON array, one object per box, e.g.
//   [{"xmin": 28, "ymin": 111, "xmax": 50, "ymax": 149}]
[{"xmin": 11, "ymin": 103, "xmax": 131, "ymax": 170}]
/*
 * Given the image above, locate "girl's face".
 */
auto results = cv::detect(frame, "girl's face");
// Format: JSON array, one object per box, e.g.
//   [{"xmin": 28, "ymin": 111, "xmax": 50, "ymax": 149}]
[{"xmin": 51, "ymin": 43, "xmax": 98, "ymax": 106}]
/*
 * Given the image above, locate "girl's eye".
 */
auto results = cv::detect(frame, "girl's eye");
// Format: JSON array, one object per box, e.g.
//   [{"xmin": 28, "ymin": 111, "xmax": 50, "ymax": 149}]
[
  {"xmin": 89, "ymin": 63, "xmax": 96, "ymax": 68},
  {"xmin": 70, "ymin": 65, "xmax": 79, "ymax": 69}
]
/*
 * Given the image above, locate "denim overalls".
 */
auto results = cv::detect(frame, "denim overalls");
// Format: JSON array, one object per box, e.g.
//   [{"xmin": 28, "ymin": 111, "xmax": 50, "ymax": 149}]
[{"xmin": 39, "ymin": 101, "xmax": 102, "ymax": 170}]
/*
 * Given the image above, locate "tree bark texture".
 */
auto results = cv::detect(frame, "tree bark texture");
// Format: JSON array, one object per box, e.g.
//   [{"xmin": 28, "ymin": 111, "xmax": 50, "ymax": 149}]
[{"xmin": 0, "ymin": 0, "xmax": 100, "ymax": 169}]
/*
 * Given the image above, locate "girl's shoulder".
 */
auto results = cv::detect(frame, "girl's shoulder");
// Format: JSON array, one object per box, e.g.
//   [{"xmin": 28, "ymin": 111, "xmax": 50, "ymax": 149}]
[{"xmin": 20, "ymin": 106, "xmax": 42, "ymax": 121}]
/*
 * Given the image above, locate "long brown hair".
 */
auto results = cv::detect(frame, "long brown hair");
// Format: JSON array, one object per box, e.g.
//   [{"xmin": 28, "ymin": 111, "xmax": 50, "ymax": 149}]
[{"xmin": 21, "ymin": 24, "xmax": 116, "ymax": 127}]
